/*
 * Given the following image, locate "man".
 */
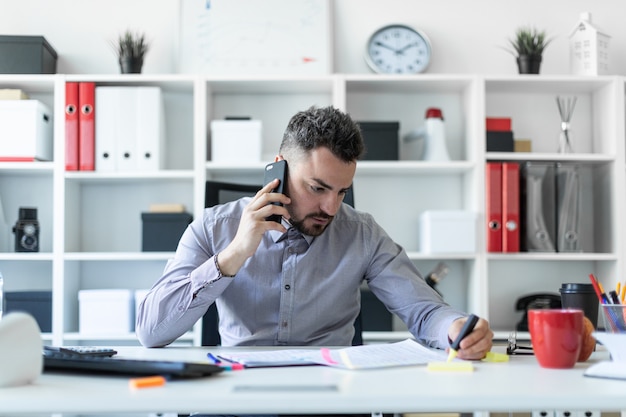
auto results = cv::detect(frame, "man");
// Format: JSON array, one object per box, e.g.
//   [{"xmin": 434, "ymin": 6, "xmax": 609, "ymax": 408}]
[{"xmin": 136, "ymin": 106, "xmax": 493, "ymax": 360}]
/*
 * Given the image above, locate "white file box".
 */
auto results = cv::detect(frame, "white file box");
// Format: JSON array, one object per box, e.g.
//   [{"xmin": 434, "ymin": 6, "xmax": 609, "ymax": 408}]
[
  {"xmin": 210, "ymin": 119, "xmax": 262, "ymax": 163},
  {"xmin": 0, "ymin": 100, "xmax": 52, "ymax": 161},
  {"xmin": 420, "ymin": 210, "xmax": 477, "ymax": 254},
  {"xmin": 79, "ymin": 289, "xmax": 134, "ymax": 334}
]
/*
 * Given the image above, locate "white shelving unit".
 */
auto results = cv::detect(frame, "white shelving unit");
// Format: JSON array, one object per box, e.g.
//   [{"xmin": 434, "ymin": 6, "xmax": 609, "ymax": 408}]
[{"xmin": 0, "ymin": 73, "xmax": 624, "ymax": 346}]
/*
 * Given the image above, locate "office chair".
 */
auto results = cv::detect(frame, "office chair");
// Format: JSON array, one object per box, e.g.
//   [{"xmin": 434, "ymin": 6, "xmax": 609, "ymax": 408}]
[
  {"xmin": 202, "ymin": 180, "xmax": 262, "ymax": 347},
  {"xmin": 202, "ymin": 180, "xmax": 389, "ymax": 347}
]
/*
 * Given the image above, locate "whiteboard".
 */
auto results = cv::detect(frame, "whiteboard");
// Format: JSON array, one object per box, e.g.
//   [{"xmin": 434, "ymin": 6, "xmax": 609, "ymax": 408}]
[{"xmin": 178, "ymin": 0, "xmax": 332, "ymax": 75}]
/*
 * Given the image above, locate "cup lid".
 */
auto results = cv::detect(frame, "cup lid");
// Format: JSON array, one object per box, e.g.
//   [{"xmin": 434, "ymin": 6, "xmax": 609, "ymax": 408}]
[{"xmin": 559, "ymin": 283, "xmax": 595, "ymax": 293}]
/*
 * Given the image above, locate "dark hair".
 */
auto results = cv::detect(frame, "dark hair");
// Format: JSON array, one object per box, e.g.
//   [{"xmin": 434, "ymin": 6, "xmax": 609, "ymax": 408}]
[{"xmin": 279, "ymin": 106, "xmax": 364, "ymax": 162}]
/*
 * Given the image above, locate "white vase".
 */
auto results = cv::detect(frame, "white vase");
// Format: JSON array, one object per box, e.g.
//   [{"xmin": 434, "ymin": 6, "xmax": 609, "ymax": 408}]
[{"xmin": 422, "ymin": 108, "xmax": 450, "ymax": 162}]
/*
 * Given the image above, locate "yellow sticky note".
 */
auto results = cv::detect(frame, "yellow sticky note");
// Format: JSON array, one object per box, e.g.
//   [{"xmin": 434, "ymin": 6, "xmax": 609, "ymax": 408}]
[
  {"xmin": 482, "ymin": 351, "xmax": 509, "ymax": 363},
  {"xmin": 427, "ymin": 361, "xmax": 474, "ymax": 372}
]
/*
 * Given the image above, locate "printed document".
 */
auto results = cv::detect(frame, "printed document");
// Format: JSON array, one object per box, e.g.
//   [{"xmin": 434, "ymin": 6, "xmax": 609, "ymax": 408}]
[{"xmin": 215, "ymin": 339, "xmax": 449, "ymax": 369}]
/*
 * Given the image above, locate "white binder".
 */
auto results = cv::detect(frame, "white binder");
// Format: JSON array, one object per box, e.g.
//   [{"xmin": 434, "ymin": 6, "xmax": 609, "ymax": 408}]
[
  {"xmin": 95, "ymin": 86, "xmax": 164, "ymax": 172},
  {"xmin": 95, "ymin": 88, "xmax": 118, "ymax": 171},
  {"xmin": 135, "ymin": 87, "xmax": 164, "ymax": 171},
  {"xmin": 115, "ymin": 87, "xmax": 138, "ymax": 171}
]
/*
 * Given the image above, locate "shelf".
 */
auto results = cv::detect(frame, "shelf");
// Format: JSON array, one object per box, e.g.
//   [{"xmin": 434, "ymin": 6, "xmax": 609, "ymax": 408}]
[
  {"xmin": 0, "ymin": 74, "xmax": 58, "ymax": 92},
  {"xmin": 406, "ymin": 251, "xmax": 476, "ymax": 260},
  {"xmin": 486, "ymin": 152, "xmax": 615, "ymax": 163},
  {"xmin": 0, "ymin": 253, "xmax": 54, "ymax": 261},
  {"xmin": 0, "ymin": 161, "xmax": 55, "ymax": 175},
  {"xmin": 64, "ymin": 252, "xmax": 174, "ymax": 261},
  {"xmin": 487, "ymin": 252, "xmax": 618, "ymax": 261},
  {"xmin": 1, "ymin": 74, "xmax": 623, "ymax": 347},
  {"xmin": 206, "ymin": 160, "xmax": 475, "ymax": 175},
  {"xmin": 64, "ymin": 170, "xmax": 195, "ymax": 183},
  {"xmin": 62, "ymin": 331, "xmax": 195, "ymax": 342},
  {"xmin": 484, "ymin": 75, "xmax": 616, "ymax": 93}
]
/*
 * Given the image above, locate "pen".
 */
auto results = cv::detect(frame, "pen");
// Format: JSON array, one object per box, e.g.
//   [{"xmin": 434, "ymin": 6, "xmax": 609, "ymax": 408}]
[
  {"xmin": 589, "ymin": 274, "xmax": 606, "ymax": 304},
  {"xmin": 213, "ymin": 354, "xmax": 245, "ymax": 370},
  {"xmin": 598, "ymin": 282, "xmax": 611, "ymax": 304},
  {"xmin": 207, "ymin": 352, "xmax": 221, "ymax": 364},
  {"xmin": 447, "ymin": 314, "xmax": 479, "ymax": 363},
  {"xmin": 609, "ymin": 290, "xmax": 621, "ymax": 305}
]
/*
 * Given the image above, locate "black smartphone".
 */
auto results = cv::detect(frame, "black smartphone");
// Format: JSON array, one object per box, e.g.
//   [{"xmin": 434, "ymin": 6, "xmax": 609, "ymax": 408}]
[{"xmin": 263, "ymin": 160, "xmax": 287, "ymax": 223}]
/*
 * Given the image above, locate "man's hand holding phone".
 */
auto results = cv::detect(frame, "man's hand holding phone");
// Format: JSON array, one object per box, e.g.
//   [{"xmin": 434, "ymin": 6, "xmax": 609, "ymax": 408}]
[{"xmin": 214, "ymin": 165, "xmax": 290, "ymax": 277}]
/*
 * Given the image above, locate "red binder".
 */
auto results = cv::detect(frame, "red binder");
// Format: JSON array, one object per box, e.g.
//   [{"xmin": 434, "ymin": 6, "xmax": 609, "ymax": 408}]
[
  {"xmin": 486, "ymin": 162, "xmax": 502, "ymax": 252},
  {"xmin": 78, "ymin": 82, "xmax": 95, "ymax": 171},
  {"xmin": 502, "ymin": 162, "xmax": 520, "ymax": 252},
  {"xmin": 65, "ymin": 82, "xmax": 79, "ymax": 171}
]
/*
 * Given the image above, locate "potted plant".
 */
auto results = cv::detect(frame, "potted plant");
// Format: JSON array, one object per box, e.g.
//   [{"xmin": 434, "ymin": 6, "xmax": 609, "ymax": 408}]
[
  {"xmin": 112, "ymin": 30, "xmax": 149, "ymax": 74},
  {"xmin": 507, "ymin": 26, "xmax": 551, "ymax": 74}
]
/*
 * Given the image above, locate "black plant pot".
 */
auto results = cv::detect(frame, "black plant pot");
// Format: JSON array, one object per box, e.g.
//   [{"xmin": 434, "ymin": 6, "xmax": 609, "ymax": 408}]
[
  {"xmin": 119, "ymin": 57, "xmax": 143, "ymax": 74},
  {"xmin": 517, "ymin": 55, "xmax": 542, "ymax": 74}
]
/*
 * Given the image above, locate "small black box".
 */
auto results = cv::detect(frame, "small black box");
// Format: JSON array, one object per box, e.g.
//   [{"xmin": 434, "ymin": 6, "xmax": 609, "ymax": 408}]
[
  {"xmin": 5, "ymin": 291, "xmax": 52, "ymax": 332},
  {"xmin": 142, "ymin": 212, "xmax": 193, "ymax": 251},
  {"xmin": 0, "ymin": 35, "xmax": 58, "ymax": 74},
  {"xmin": 358, "ymin": 121, "xmax": 400, "ymax": 160},
  {"xmin": 486, "ymin": 130, "xmax": 515, "ymax": 152}
]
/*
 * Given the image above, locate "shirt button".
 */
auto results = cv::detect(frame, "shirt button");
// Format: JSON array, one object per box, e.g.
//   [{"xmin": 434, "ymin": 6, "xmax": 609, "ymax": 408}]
[
  {"xmin": 284, "ymin": 284, "xmax": 291, "ymax": 290},
  {"xmin": 282, "ymin": 321, "xmax": 288, "ymax": 328}
]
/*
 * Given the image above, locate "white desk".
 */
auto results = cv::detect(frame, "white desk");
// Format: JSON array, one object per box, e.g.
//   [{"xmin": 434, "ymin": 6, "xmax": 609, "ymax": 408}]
[{"xmin": 0, "ymin": 346, "xmax": 624, "ymax": 416}]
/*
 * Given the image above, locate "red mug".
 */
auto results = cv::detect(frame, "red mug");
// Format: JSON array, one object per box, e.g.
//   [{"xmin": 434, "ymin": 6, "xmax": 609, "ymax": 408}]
[{"xmin": 528, "ymin": 309, "xmax": 584, "ymax": 369}]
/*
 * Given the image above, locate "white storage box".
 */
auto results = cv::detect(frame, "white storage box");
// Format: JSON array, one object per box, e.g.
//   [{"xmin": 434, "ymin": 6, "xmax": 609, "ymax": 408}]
[
  {"xmin": 79, "ymin": 289, "xmax": 134, "ymax": 334},
  {"xmin": 420, "ymin": 210, "xmax": 477, "ymax": 254},
  {"xmin": 0, "ymin": 100, "xmax": 53, "ymax": 161},
  {"xmin": 210, "ymin": 119, "xmax": 262, "ymax": 163}
]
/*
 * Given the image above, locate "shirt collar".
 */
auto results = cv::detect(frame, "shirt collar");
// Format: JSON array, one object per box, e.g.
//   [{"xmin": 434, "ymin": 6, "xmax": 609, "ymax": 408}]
[{"xmin": 270, "ymin": 218, "xmax": 315, "ymax": 245}]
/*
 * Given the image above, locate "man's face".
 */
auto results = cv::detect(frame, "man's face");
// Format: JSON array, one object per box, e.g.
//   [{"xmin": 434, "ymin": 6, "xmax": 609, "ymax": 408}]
[{"xmin": 283, "ymin": 147, "xmax": 356, "ymax": 236}]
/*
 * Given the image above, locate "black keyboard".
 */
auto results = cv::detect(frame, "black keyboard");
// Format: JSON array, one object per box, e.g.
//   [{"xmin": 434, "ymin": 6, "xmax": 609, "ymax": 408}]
[{"xmin": 43, "ymin": 350, "xmax": 224, "ymax": 379}]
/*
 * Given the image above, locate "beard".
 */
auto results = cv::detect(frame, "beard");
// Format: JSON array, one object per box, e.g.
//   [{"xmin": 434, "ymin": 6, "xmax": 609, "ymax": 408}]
[{"xmin": 288, "ymin": 210, "xmax": 334, "ymax": 237}]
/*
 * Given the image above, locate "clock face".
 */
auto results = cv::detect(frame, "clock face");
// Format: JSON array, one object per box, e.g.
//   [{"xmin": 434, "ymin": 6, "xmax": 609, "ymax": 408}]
[{"xmin": 365, "ymin": 24, "xmax": 432, "ymax": 74}]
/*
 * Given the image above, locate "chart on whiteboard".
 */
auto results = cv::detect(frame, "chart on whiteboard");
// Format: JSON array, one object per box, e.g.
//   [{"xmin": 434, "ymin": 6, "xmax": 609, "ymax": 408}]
[{"xmin": 179, "ymin": 0, "xmax": 332, "ymax": 75}]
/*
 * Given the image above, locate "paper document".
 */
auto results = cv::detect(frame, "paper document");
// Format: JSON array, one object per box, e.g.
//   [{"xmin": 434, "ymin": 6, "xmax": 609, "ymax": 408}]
[
  {"xmin": 217, "ymin": 349, "xmax": 317, "ymax": 368},
  {"xmin": 584, "ymin": 332, "xmax": 626, "ymax": 380},
  {"xmin": 215, "ymin": 339, "xmax": 449, "ymax": 369}
]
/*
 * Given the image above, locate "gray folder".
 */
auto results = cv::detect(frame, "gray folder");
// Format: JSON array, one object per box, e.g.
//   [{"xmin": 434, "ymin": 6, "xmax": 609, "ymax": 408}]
[{"xmin": 520, "ymin": 162, "xmax": 556, "ymax": 252}]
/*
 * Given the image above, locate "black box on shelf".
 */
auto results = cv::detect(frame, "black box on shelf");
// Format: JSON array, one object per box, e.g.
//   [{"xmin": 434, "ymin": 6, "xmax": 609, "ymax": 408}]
[
  {"xmin": 4, "ymin": 291, "xmax": 52, "ymax": 332},
  {"xmin": 486, "ymin": 130, "xmax": 514, "ymax": 152},
  {"xmin": 141, "ymin": 212, "xmax": 193, "ymax": 251},
  {"xmin": 358, "ymin": 121, "xmax": 400, "ymax": 160},
  {"xmin": 0, "ymin": 35, "xmax": 58, "ymax": 74}
]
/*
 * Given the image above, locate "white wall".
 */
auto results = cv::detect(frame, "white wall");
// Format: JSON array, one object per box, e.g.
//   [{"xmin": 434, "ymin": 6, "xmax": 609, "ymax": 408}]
[{"xmin": 1, "ymin": 0, "xmax": 625, "ymax": 75}]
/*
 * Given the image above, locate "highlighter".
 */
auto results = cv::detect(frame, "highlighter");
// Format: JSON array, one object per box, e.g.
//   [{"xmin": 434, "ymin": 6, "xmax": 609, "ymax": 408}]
[{"xmin": 447, "ymin": 314, "xmax": 479, "ymax": 363}]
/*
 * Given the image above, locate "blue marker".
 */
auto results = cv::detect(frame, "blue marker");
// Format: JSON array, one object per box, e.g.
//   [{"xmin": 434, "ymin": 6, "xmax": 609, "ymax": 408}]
[{"xmin": 207, "ymin": 352, "xmax": 221, "ymax": 364}]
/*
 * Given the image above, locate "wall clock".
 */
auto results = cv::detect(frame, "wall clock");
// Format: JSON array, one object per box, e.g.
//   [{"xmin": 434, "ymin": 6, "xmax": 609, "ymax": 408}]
[{"xmin": 365, "ymin": 24, "xmax": 432, "ymax": 74}]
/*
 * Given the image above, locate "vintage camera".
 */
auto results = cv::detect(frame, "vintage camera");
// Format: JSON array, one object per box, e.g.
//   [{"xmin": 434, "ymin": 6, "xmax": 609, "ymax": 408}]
[{"xmin": 12, "ymin": 207, "xmax": 40, "ymax": 252}]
